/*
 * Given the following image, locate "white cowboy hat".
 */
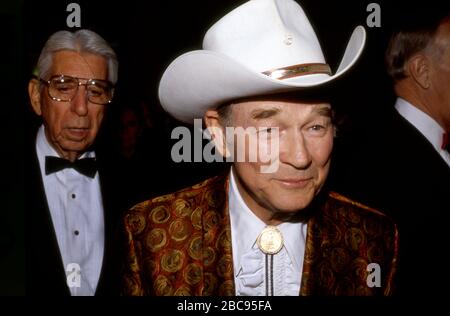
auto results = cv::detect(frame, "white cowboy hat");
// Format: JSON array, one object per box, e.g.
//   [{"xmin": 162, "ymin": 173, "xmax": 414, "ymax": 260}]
[{"xmin": 159, "ymin": 0, "xmax": 366, "ymax": 123}]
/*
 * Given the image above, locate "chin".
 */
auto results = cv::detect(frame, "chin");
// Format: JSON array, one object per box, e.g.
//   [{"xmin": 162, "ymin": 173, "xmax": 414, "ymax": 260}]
[
  {"xmin": 263, "ymin": 180, "xmax": 313, "ymax": 208},
  {"xmin": 62, "ymin": 141, "xmax": 91, "ymax": 153},
  {"xmin": 269, "ymin": 194, "xmax": 315, "ymax": 213},
  {"xmin": 278, "ymin": 202, "xmax": 312, "ymax": 213}
]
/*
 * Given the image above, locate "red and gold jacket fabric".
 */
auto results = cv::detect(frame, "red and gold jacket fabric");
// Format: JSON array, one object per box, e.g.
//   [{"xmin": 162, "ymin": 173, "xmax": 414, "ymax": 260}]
[{"xmin": 122, "ymin": 173, "xmax": 398, "ymax": 296}]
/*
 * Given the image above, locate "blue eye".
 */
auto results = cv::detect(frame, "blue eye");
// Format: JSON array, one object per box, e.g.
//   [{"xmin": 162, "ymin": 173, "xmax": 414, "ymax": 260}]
[{"xmin": 310, "ymin": 125, "xmax": 324, "ymax": 131}]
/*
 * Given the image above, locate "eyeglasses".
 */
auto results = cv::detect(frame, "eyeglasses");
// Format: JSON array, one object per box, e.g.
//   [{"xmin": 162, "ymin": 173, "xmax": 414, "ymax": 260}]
[{"xmin": 38, "ymin": 75, "xmax": 115, "ymax": 105}]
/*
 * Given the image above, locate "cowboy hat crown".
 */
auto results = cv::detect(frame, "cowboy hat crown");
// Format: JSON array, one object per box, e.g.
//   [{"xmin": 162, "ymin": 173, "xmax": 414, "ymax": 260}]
[{"xmin": 159, "ymin": 0, "xmax": 366, "ymax": 123}]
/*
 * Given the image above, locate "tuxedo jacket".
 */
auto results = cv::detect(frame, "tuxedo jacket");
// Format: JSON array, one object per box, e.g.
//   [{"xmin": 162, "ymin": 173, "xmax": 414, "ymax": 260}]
[
  {"xmin": 335, "ymin": 108, "xmax": 450, "ymax": 295},
  {"xmin": 122, "ymin": 173, "xmax": 398, "ymax": 296},
  {"xmin": 26, "ymin": 133, "xmax": 124, "ymax": 296}
]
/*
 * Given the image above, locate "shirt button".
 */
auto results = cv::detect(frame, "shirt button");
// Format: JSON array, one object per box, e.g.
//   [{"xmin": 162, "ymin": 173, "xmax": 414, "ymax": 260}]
[
  {"xmin": 74, "ymin": 230, "xmax": 79, "ymax": 236},
  {"xmin": 71, "ymin": 193, "xmax": 76, "ymax": 199}
]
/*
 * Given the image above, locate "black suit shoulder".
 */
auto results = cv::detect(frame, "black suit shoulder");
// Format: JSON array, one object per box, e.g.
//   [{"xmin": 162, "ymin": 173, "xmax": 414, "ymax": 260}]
[
  {"xmin": 334, "ymin": 108, "xmax": 450, "ymax": 296},
  {"xmin": 337, "ymin": 109, "xmax": 449, "ymax": 213}
]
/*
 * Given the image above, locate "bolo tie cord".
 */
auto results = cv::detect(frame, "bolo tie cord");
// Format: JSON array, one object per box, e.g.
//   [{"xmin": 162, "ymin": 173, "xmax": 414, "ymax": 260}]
[{"xmin": 265, "ymin": 254, "xmax": 274, "ymax": 296}]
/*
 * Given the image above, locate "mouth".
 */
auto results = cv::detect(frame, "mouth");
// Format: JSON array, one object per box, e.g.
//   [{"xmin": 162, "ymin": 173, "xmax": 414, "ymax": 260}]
[
  {"xmin": 274, "ymin": 177, "xmax": 313, "ymax": 189},
  {"xmin": 66, "ymin": 127, "xmax": 89, "ymax": 139}
]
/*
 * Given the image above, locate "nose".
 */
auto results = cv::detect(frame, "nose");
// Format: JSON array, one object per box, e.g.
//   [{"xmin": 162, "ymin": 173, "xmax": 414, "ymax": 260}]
[
  {"xmin": 280, "ymin": 130, "xmax": 312, "ymax": 169},
  {"xmin": 70, "ymin": 85, "xmax": 89, "ymax": 116}
]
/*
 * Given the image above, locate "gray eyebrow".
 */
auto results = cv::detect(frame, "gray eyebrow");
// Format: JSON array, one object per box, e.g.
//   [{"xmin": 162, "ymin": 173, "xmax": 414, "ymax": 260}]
[{"xmin": 251, "ymin": 107, "xmax": 281, "ymax": 120}]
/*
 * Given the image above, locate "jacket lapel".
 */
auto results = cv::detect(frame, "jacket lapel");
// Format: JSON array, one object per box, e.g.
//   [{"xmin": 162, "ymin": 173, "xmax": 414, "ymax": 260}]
[
  {"xmin": 94, "ymin": 151, "xmax": 122, "ymax": 296},
  {"xmin": 27, "ymin": 139, "xmax": 70, "ymax": 295},
  {"xmin": 299, "ymin": 192, "xmax": 398, "ymax": 296},
  {"xmin": 200, "ymin": 175, "xmax": 236, "ymax": 295},
  {"xmin": 299, "ymin": 216, "xmax": 316, "ymax": 295}
]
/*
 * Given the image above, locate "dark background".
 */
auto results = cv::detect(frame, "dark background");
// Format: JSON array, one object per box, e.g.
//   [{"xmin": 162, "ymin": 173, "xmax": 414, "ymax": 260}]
[{"xmin": 1, "ymin": 0, "xmax": 447, "ymax": 296}]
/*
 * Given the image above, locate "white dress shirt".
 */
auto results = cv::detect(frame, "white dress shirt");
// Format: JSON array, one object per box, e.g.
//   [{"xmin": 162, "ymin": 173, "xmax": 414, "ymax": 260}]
[
  {"xmin": 228, "ymin": 169, "xmax": 307, "ymax": 296},
  {"xmin": 395, "ymin": 98, "xmax": 450, "ymax": 167},
  {"xmin": 36, "ymin": 125, "xmax": 105, "ymax": 296}
]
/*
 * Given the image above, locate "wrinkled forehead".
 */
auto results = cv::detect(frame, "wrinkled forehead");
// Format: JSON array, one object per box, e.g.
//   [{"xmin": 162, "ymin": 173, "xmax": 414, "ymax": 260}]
[
  {"xmin": 229, "ymin": 96, "xmax": 332, "ymax": 123},
  {"xmin": 49, "ymin": 50, "xmax": 108, "ymax": 79}
]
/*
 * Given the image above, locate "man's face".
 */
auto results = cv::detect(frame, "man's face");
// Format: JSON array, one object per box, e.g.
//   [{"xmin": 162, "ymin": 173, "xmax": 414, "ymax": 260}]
[
  {"xmin": 429, "ymin": 20, "xmax": 450, "ymax": 130},
  {"xmin": 29, "ymin": 50, "xmax": 108, "ymax": 160},
  {"xmin": 223, "ymin": 98, "xmax": 334, "ymax": 224}
]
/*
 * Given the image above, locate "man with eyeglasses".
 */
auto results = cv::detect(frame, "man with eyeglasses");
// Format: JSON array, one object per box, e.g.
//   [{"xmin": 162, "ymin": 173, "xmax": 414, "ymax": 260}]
[{"xmin": 27, "ymin": 29, "xmax": 121, "ymax": 296}]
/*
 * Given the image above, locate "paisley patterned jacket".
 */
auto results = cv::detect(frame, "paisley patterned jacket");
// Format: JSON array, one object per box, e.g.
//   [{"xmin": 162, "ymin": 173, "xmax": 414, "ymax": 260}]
[{"xmin": 122, "ymin": 173, "xmax": 398, "ymax": 296}]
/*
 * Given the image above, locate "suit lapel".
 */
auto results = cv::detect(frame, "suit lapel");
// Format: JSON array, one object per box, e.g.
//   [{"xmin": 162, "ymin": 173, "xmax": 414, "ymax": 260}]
[
  {"xmin": 27, "ymin": 139, "xmax": 70, "ymax": 295},
  {"xmin": 299, "ymin": 216, "xmax": 316, "ymax": 296},
  {"xmin": 395, "ymin": 112, "xmax": 450, "ymax": 172},
  {"xmin": 201, "ymin": 175, "xmax": 236, "ymax": 295},
  {"xmin": 94, "ymin": 151, "xmax": 121, "ymax": 296}
]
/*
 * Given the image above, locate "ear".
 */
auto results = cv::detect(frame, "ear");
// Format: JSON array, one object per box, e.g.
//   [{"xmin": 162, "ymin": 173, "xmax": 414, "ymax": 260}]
[
  {"xmin": 204, "ymin": 109, "xmax": 231, "ymax": 159},
  {"xmin": 28, "ymin": 78, "xmax": 43, "ymax": 115},
  {"xmin": 407, "ymin": 54, "xmax": 430, "ymax": 89}
]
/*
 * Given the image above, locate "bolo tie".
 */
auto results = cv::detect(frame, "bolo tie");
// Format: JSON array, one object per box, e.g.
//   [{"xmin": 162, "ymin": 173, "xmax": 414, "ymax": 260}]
[{"xmin": 256, "ymin": 225, "xmax": 284, "ymax": 296}]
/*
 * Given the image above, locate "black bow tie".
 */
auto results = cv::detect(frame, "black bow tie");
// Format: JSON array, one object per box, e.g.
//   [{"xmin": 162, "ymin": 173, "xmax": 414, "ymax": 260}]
[{"xmin": 45, "ymin": 156, "xmax": 98, "ymax": 178}]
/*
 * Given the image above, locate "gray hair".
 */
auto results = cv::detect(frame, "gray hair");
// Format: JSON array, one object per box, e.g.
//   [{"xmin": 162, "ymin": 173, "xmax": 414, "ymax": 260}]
[
  {"xmin": 37, "ymin": 29, "xmax": 118, "ymax": 84},
  {"xmin": 385, "ymin": 14, "xmax": 450, "ymax": 82}
]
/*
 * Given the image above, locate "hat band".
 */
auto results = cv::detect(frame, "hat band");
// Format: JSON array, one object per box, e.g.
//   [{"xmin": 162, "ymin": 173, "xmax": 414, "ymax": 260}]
[{"xmin": 262, "ymin": 63, "xmax": 332, "ymax": 80}]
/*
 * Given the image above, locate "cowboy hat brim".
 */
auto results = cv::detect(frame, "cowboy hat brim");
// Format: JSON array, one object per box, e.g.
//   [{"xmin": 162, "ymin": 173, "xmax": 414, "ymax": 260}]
[{"xmin": 159, "ymin": 26, "xmax": 366, "ymax": 123}]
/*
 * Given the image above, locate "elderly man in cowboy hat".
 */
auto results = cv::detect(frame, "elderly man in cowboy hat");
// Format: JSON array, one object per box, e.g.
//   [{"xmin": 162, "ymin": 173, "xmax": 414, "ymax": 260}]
[{"xmin": 122, "ymin": 0, "xmax": 398, "ymax": 296}]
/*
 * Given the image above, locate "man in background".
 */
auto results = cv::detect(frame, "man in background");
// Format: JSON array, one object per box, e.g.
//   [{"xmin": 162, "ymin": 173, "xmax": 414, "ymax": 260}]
[
  {"xmin": 27, "ymin": 29, "xmax": 122, "ymax": 295},
  {"xmin": 338, "ymin": 10, "xmax": 450, "ymax": 295}
]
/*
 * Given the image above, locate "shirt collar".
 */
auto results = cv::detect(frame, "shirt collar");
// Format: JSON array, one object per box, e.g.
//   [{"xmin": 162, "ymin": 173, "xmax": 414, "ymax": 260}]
[
  {"xmin": 395, "ymin": 98, "xmax": 446, "ymax": 153},
  {"xmin": 278, "ymin": 220, "xmax": 306, "ymax": 274},
  {"xmin": 36, "ymin": 125, "xmax": 60, "ymax": 159},
  {"xmin": 228, "ymin": 168, "xmax": 306, "ymax": 276},
  {"xmin": 229, "ymin": 168, "xmax": 265, "ymax": 275}
]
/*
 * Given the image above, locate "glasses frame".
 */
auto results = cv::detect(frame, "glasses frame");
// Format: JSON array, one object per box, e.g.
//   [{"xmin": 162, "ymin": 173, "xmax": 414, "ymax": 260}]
[{"xmin": 38, "ymin": 74, "xmax": 115, "ymax": 105}]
